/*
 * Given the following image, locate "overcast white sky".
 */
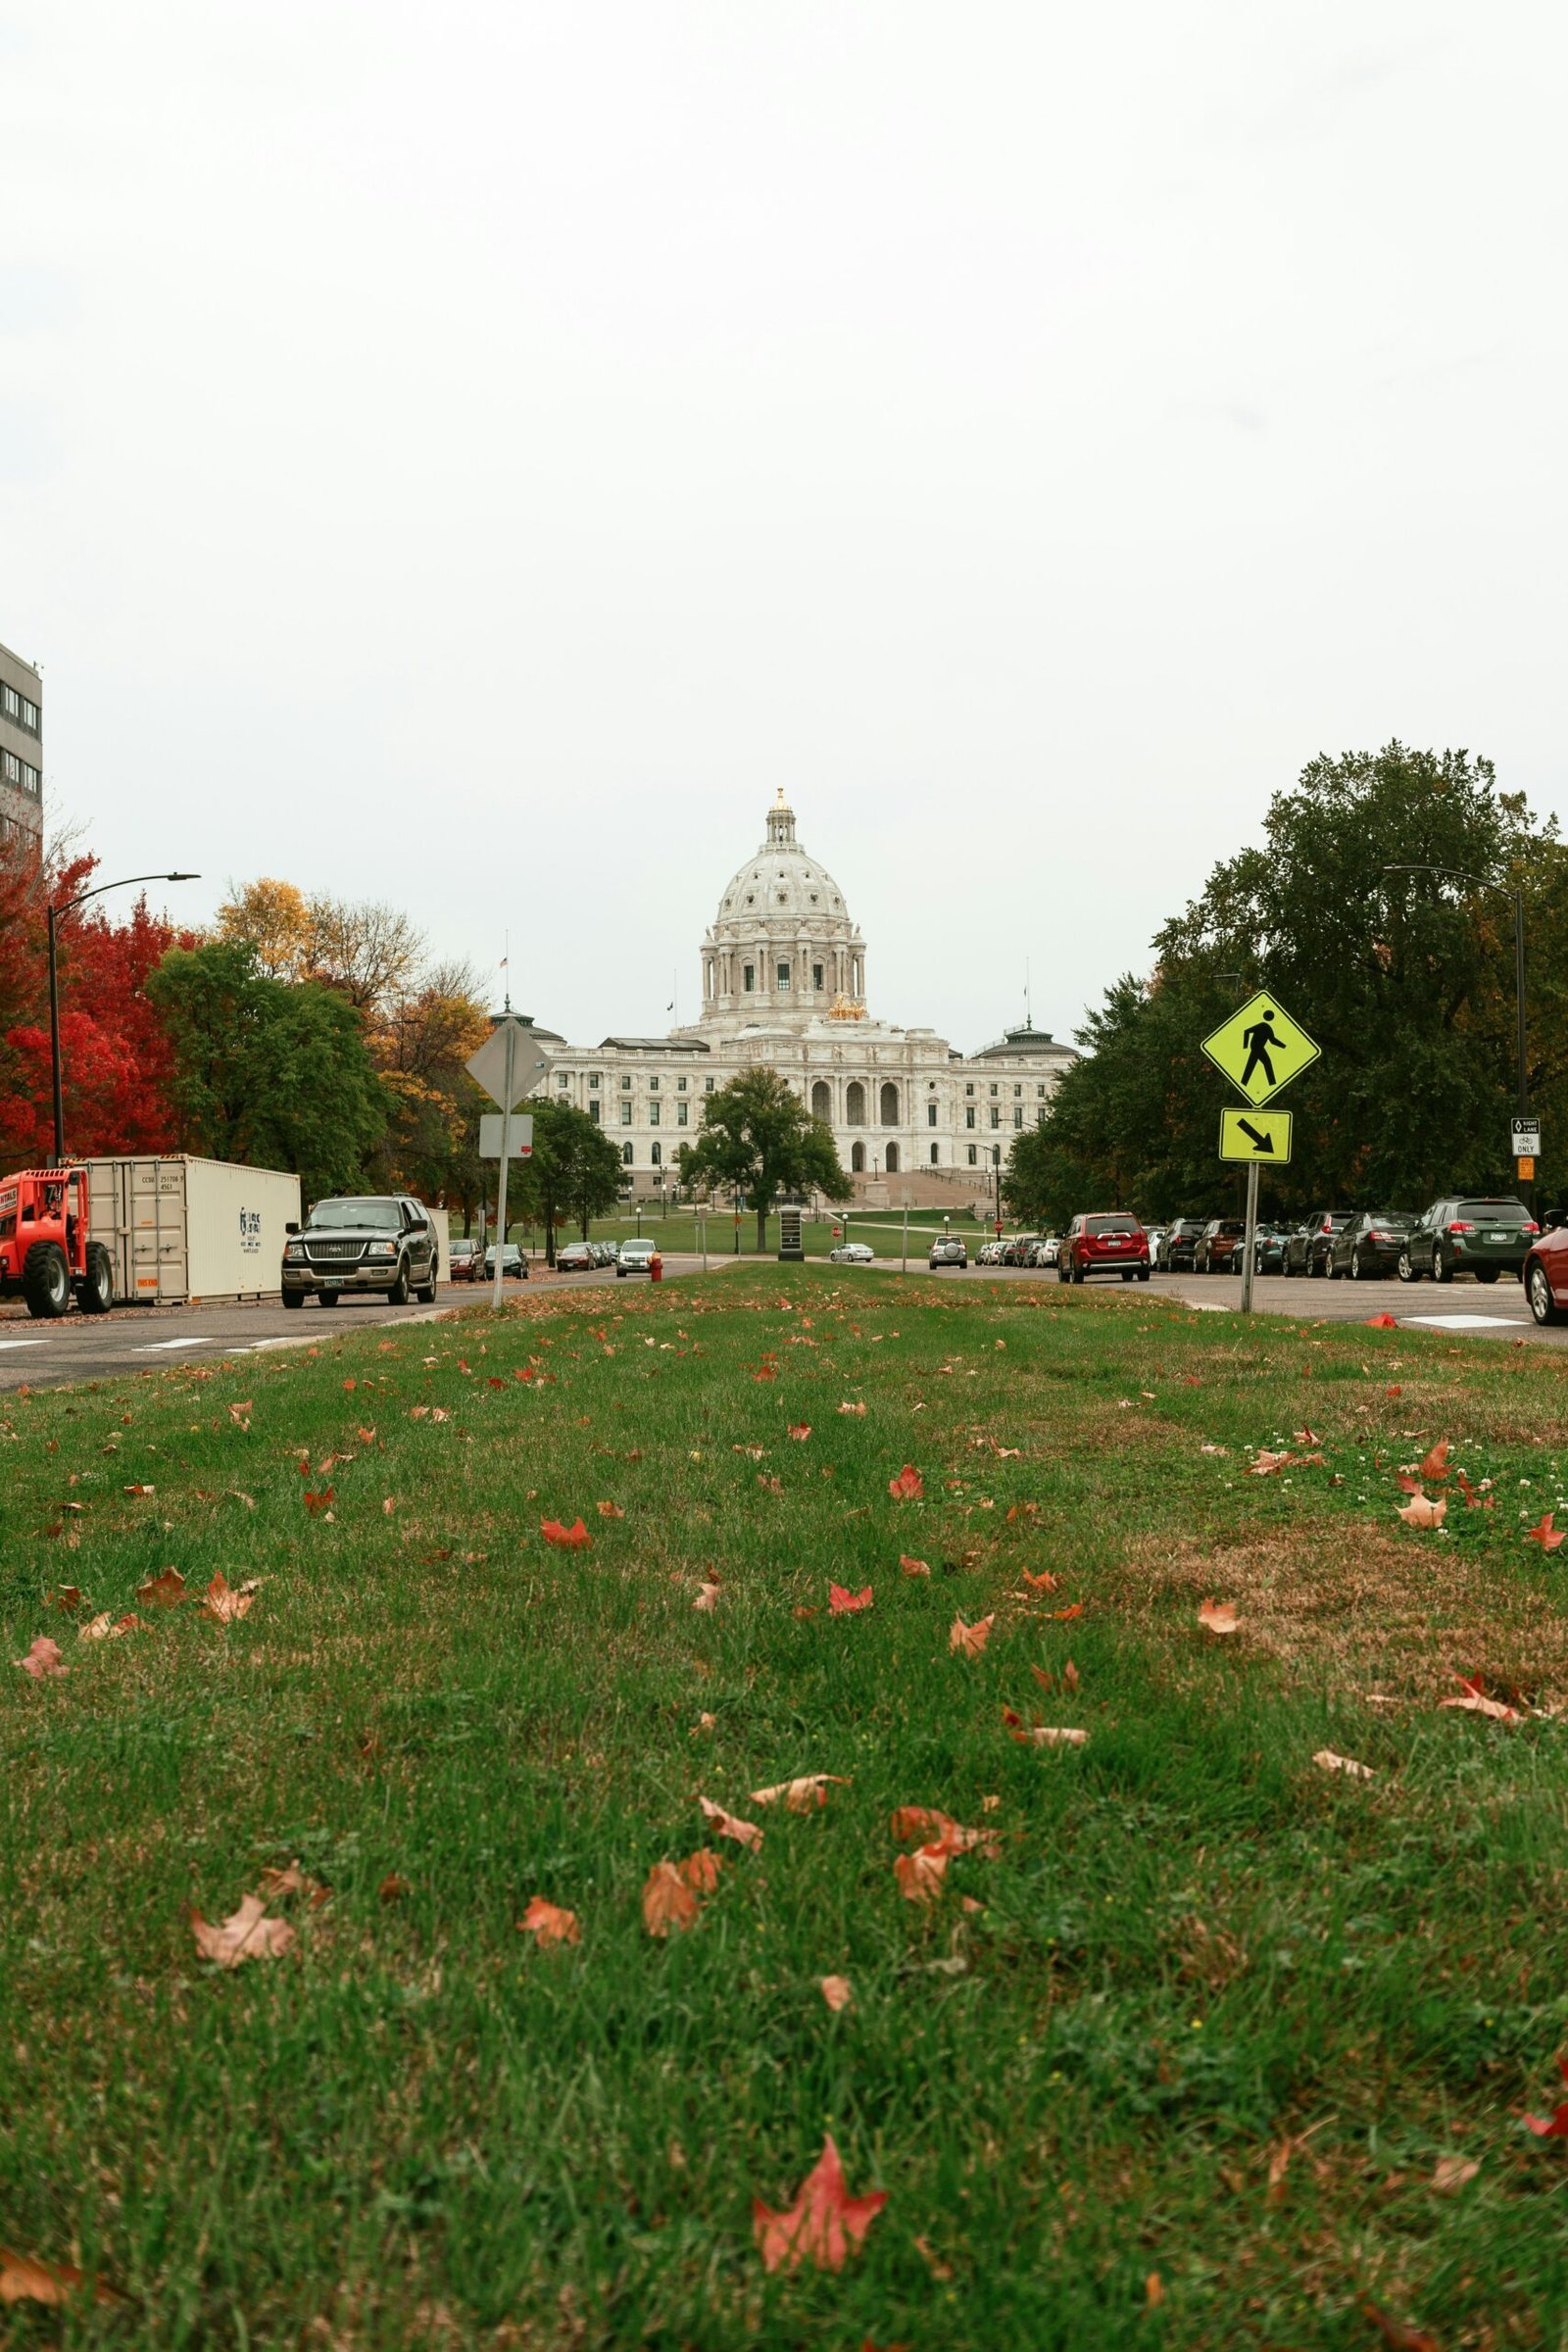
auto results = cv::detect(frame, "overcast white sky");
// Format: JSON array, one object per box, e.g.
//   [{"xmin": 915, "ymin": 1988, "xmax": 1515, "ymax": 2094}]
[{"xmin": 4, "ymin": 4, "xmax": 1565, "ymax": 1050}]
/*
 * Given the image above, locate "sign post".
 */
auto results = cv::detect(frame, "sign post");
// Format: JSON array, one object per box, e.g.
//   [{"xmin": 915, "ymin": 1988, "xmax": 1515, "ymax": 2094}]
[
  {"xmin": 902, "ymin": 1189, "xmax": 910, "ymax": 1274},
  {"xmin": 466, "ymin": 1018, "xmax": 551, "ymax": 1313},
  {"xmin": 1202, "ymin": 990, "xmax": 1319, "ymax": 1316}
]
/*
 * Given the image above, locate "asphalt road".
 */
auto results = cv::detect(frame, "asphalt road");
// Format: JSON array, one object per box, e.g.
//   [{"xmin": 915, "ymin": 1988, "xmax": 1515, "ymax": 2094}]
[{"xmin": 0, "ymin": 1253, "xmax": 1553, "ymax": 1394}]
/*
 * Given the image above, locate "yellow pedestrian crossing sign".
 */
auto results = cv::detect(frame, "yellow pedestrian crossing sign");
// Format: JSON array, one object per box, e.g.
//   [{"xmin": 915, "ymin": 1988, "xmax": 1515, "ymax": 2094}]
[
  {"xmin": 1201, "ymin": 990, "xmax": 1320, "ymax": 1108},
  {"xmin": 1219, "ymin": 1107, "xmax": 1293, "ymax": 1164}
]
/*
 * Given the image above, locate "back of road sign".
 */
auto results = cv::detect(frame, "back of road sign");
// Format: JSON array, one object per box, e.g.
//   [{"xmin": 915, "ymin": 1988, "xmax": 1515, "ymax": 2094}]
[
  {"xmin": 479, "ymin": 1114, "xmax": 533, "ymax": 1159},
  {"xmin": 1201, "ymin": 990, "xmax": 1320, "ymax": 1108},
  {"xmin": 466, "ymin": 1018, "xmax": 551, "ymax": 1110}
]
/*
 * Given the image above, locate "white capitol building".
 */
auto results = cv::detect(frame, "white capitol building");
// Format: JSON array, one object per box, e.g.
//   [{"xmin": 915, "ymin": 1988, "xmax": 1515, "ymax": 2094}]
[{"xmin": 537, "ymin": 793, "xmax": 1075, "ymax": 1208}]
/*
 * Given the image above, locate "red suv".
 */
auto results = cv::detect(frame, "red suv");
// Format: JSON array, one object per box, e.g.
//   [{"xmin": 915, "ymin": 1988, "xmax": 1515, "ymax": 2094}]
[{"xmin": 1058, "ymin": 1213, "xmax": 1151, "ymax": 1285}]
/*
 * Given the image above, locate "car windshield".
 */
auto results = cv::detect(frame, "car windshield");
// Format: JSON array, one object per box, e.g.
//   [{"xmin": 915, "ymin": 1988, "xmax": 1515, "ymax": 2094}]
[
  {"xmin": 1461, "ymin": 1200, "xmax": 1531, "ymax": 1221},
  {"xmin": 1087, "ymin": 1216, "xmax": 1139, "ymax": 1236},
  {"xmin": 311, "ymin": 1199, "xmax": 400, "ymax": 1231},
  {"xmin": 1367, "ymin": 1212, "xmax": 1415, "ymax": 1229},
  {"xmin": 1327, "ymin": 1212, "xmax": 1351, "ymax": 1229}
]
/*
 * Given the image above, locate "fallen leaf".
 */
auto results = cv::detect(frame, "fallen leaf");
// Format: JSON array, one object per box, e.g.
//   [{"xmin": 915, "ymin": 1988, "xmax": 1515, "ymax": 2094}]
[
  {"xmin": 356, "ymin": 1425, "xmax": 377, "ymax": 1445},
  {"xmin": 198, "ymin": 1573, "xmax": 256, "ymax": 1625},
  {"xmin": 1199, "ymin": 1598, "xmax": 1240, "ymax": 1636},
  {"xmin": 829, "ymin": 1584, "xmax": 873, "ymax": 1614},
  {"xmin": 541, "ymin": 1518, "xmax": 592, "ymax": 1548},
  {"xmin": 693, "ymin": 1581, "xmax": 721, "ymax": 1612},
  {"xmin": 1250, "ymin": 1450, "xmax": 1293, "ymax": 1476},
  {"xmin": 78, "ymin": 1612, "xmax": 141, "ymax": 1642},
  {"xmin": 643, "ymin": 1860, "xmax": 702, "ymax": 1936},
  {"xmin": 819, "ymin": 1974, "xmax": 854, "ymax": 2012},
  {"xmin": 1364, "ymin": 1313, "xmax": 1397, "ymax": 1329},
  {"xmin": 1020, "ymin": 1568, "xmax": 1059, "ymax": 1592},
  {"xmin": 595, "ymin": 1500, "xmax": 624, "ymax": 1519},
  {"xmin": 190, "ymin": 1893, "xmax": 296, "ymax": 1969},
  {"xmin": 304, "ymin": 1486, "xmax": 335, "ymax": 1517},
  {"xmin": 135, "ymin": 1567, "xmax": 188, "ymax": 1607},
  {"xmin": 0, "ymin": 2247, "xmax": 125, "ymax": 2309},
  {"xmin": 837, "ymin": 1401, "xmax": 866, "ymax": 1416},
  {"xmin": 1430, "ymin": 2153, "xmax": 1481, "ymax": 2192},
  {"xmin": 15, "ymin": 1637, "xmax": 67, "ymax": 1681},
  {"xmin": 895, "ymin": 1846, "xmax": 950, "ymax": 1904},
  {"xmin": 1418, "ymin": 1438, "xmax": 1452, "ymax": 1481},
  {"xmin": 227, "ymin": 1400, "xmax": 253, "ymax": 1430},
  {"xmin": 378, "ymin": 1874, "xmax": 410, "ymax": 1904},
  {"xmin": 1312, "ymin": 1748, "xmax": 1375, "ymax": 1780},
  {"xmin": 691, "ymin": 1711, "xmax": 716, "ymax": 1736},
  {"xmin": 788, "ymin": 1425, "xmax": 812, "ymax": 1442},
  {"xmin": 519, "ymin": 1896, "xmax": 580, "ymax": 1948},
  {"xmin": 49, "ymin": 1587, "xmax": 83, "ymax": 1614},
  {"xmin": 1522, "ymin": 2056, "xmax": 1568, "ymax": 2137},
  {"xmin": 752, "ymin": 2134, "xmax": 886, "ymax": 2274},
  {"xmin": 122, "ymin": 1483, "xmax": 155, "ymax": 1496},
  {"xmin": 1359, "ymin": 2300, "xmax": 1440, "ymax": 2352},
  {"xmin": 1052, "ymin": 1601, "xmax": 1084, "ymax": 1622},
  {"xmin": 751, "ymin": 1775, "xmax": 851, "ymax": 1812},
  {"xmin": 258, "ymin": 1861, "xmax": 329, "ymax": 1906},
  {"xmin": 1002, "ymin": 1709, "xmax": 1088, "ymax": 1747},
  {"xmin": 1397, "ymin": 1492, "xmax": 1446, "ymax": 1530},
  {"xmin": 949, "ymin": 1612, "xmax": 994, "ymax": 1657},
  {"xmin": 890, "ymin": 1805, "xmax": 954, "ymax": 1843},
  {"xmin": 698, "ymin": 1794, "xmax": 763, "ymax": 1852},
  {"xmin": 1457, "ymin": 1471, "xmax": 1494, "ymax": 1510},
  {"xmin": 679, "ymin": 1849, "xmax": 722, "ymax": 1892},
  {"xmin": 1525, "ymin": 1512, "xmax": 1565, "ymax": 1550},
  {"xmin": 912, "ymin": 2233, "xmax": 955, "ymax": 2282},
  {"xmin": 888, "ymin": 1465, "xmax": 924, "ymax": 1501},
  {"xmin": 900, "ymin": 1553, "xmax": 931, "ymax": 1577},
  {"xmin": 1441, "ymin": 1677, "xmax": 1521, "ymax": 1724}
]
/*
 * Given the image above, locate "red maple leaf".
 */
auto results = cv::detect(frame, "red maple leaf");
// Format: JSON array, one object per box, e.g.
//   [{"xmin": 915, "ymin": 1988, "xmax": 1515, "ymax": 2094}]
[
  {"xmin": 1525, "ymin": 1513, "xmax": 1565, "ymax": 1551},
  {"xmin": 1524, "ymin": 2057, "xmax": 1568, "ymax": 2137},
  {"xmin": 541, "ymin": 1518, "xmax": 591, "ymax": 1548},
  {"xmin": 1418, "ymin": 1439, "xmax": 1452, "ymax": 1483},
  {"xmin": 753, "ymin": 2136, "xmax": 887, "ymax": 2274},
  {"xmin": 303, "ymin": 1486, "xmax": 335, "ymax": 1516},
  {"xmin": 888, "ymin": 1465, "xmax": 923, "ymax": 1501},
  {"xmin": 829, "ymin": 1584, "xmax": 873, "ymax": 1614}
]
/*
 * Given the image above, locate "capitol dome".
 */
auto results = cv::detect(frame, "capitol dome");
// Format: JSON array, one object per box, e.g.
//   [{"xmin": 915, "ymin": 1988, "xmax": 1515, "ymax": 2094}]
[{"xmin": 697, "ymin": 791, "xmax": 866, "ymax": 1031}]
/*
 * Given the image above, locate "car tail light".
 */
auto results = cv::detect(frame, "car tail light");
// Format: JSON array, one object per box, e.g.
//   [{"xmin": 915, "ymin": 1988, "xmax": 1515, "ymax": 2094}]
[
  {"xmin": 1448, "ymin": 1221, "xmax": 1474, "ymax": 1234},
  {"xmin": 1523, "ymin": 1221, "xmax": 1540, "ymax": 1235}
]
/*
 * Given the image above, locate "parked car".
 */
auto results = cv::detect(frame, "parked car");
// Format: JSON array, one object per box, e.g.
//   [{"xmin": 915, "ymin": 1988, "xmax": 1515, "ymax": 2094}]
[
  {"xmin": 976, "ymin": 1240, "xmax": 1006, "ymax": 1266},
  {"xmin": 1029, "ymin": 1236, "xmax": 1060, "ymax": 1267},
  {"xmin": 617, "ymin": 1239, "xmax": 658, "ymax": 1277},
  {"xmin": 483, "ymin": 1242, "xmax": 529, "ymax": 1280},
  {"xmin": 1156, "ymin": 1218, "xmax": 1205, "ymax": 1272},
  {"xmin": 1284, "ymin": 1211, "xmax": 1351, "ymax": 1279},
  {"xmin": 1250, "ymin": 1223, "xmax": 1290, "ymax": 1275},
  {"xmin": 1327, "ymin": 1209, "xmax": 1418, "ymax": 1281},
  {"xmin": 1195, "ymin": 1218, "xmax": 1246, "ymax": 1273},
  {"xmin": 1523, "ymin": 1209, "xmax": 1568, "ymax": 1324},
  {"xmin": 1396, "ymin": 1196, "xmax": 1539, "ymax": 1285},
  {"xmin": 1058, "ymin": 1212, "xmax": 1151, "ymax": 1284},
  {"xmin": 829, "ymin": 1240, "xmax": 876, "ymax": 1264},
  {"xmin": 282, "ymin": 1194, "xmax": 440, "ymax": 1308},
  {"xmin": 1001, "ymin": 1234, "xmax": 1041, "ymax": 1266},
  {"xmin": 929, "ymin": 1235, "xmax": 968, "ymax": 1268},
  {"xmin": 448, "ymin": 1237, "xmax": 484, "ymax": 1284},
  {"xmin": 1142, "ymin": 1227, "xmax": 1166, "ymax": 1268},
  {"xmin": 556, "ymin": 1242, "xmax": 597, "ymax": 1272}
]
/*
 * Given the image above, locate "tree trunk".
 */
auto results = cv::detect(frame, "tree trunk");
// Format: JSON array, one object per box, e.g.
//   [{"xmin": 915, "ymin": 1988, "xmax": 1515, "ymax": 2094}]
[{"xmin": 755, "ymin": 1204, "xmax": 768, "ymax": 1252}]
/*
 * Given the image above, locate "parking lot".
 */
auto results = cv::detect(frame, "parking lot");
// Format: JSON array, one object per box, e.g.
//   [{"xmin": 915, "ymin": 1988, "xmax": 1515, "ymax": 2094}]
[{"xmin": 935, "ymin": 1257, "xmax": 1558, "ymax": 1339}]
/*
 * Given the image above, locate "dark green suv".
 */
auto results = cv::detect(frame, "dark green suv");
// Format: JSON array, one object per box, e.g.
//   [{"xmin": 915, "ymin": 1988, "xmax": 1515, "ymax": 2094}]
[{"xmin": 1396, "ymin": 1195, "xmax": 1540, "ymax": 1285}]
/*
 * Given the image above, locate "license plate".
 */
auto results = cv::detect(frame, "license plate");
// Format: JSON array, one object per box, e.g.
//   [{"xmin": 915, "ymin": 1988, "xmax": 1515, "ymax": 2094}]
[{"xmin": 1486, "ymin": 1231, "xmax": 1511, "ymax": 1243}]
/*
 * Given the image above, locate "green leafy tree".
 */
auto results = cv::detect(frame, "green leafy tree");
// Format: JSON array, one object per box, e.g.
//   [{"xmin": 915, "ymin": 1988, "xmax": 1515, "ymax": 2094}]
[
  {"xmin": 147, "ymin": 940, "xmax": 389, "ymax": 1200},
  {"xmin": 1025, "ymin": 745, "xmax": 1568, "ymax": 1222},
  {"xmin": 513, "ymin": 1099, "xmax": 623, "ymax": 1265},
  {"xmin": 676, "ymin": 1066, "xmax": 851, "ymax": 1248}
]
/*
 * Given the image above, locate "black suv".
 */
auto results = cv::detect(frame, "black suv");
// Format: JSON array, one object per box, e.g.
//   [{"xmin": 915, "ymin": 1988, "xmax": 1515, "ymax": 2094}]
[
  {"xmin": 1157, "ymin": 1218, "xmax": 1206, "ymax": 1272},
  {"xmin": 1327, "ymin": 1209, "xmax": 1417, "ymax": 1281},
  {"xmin": 1396, "ymin": 1196, "xmax": 1540, "ymax": 1285},
  {"xmin": 281, "ymin": 1195, "xmax": 440, "ymax": 1307},
  {"xmin": 1285, "ymin": 1211, "xmax": 1350, "ymax": 1278}
]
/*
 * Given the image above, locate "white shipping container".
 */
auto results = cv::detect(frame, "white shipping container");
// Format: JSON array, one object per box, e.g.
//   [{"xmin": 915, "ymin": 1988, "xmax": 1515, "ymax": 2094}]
[
  {"xmin": 87, "ymin": 1155, "xmax": 302, "ymax": 1304},
  {"xmin": 421, "ymin": 1202, "xmax": 450, "ymax": 1277}
]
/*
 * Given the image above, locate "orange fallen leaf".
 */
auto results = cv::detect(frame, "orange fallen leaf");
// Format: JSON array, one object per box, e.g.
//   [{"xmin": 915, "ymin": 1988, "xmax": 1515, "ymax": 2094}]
[
  {"xmin": 752, "ymin": 2133, "xmax": 886, "ymax": 2274},
  {"xmin": 1198, "ymin": 1598, "xmax": 1240, "ymax": 1635},
  {"xmin": 541, "ymin": 1518, "xmax": 592, "ymax": 1548},
  {"xmin": 698, "ymin": 1794, "xmax": 763, "ymax": 1852},
  {"xmin": 49, "ymin": 1587, "xmax": 83, "ymax": 1614},
  {"xmin": 950, "ymin": 1612, "xmax": 994, "ymax": 1657},
  {"xmin": 643, "ymin": 1859, "xmax": 703, "ymax": 1936},
  {"xmin": 1525, "ymin": 1512, "xmax": 1565, "ymax": 1550},
  {"xmin": 190, "ymin": 1893, "xmax": 296, "ymax": 1968},
  {"xmin": 829, "ymin": 1584, "xmax": 873, "ymax": 1614},
  {"xmin": 1052, "ymin": 1601, "xmax": 1084, "ymax": 1622},
  {"xmin": 136, "ymin": 1567, "xmax": 188, "ymax": 1608},
  {"xmin": 0, "ymin": 2247, "xmax": 126, "ymax": 2309},
  {"xmin": 1523, "ymin": 2056, "xmax": 1568, "ymax": 2136},
  {"xmin": 356, "ymin": 1425, "xmax": 376, "ymax": 1445},
  {"xmin": 1364, "ymin": 1312, "xmax": 1397, "ymax": 1328},
  {"xmin": 693, "ymin": 1581, "xmax": 721, "ymax": 1612},
  {"xmin": 1396, "ymin": 1493, "xmax": 1446, "ymax": 1530},
  {"xmin": 1430, "ymin": 2153, "xmax": 1481, "ymax": 2192},
  {"xmin": 751, "ymin": 1774, "xmax": 851, "ymax": 1812},
  {"xmin": 1002, "ymin": 1709, "xmax": 1088, "ymax": 1747},
  {"xmin": 595, "ymin": 1501, "xmax": 624, "ymax": 1519},
  {"xmin": 122, "ymin": 1483, "xmax": 155, "ymax": 1496},
  {"xmin": 1020, "ymin": 1568, "xmax": 1059, "ymax": 1592},
  {"xmin": 890, "ymin": 1805, "xmax": 954, "ymax": 1843},
  {"xmin": 819, "ymin": 1974, "xmax": 854, "ymax": 2012},
  {"xmin": 258, "ymin": 1860, "xmax": 329, "ymax": 1906},
  {"xmin": 1442, "ymin": 1675, "xmax": 1521, "ymax": 1724},
  {"xmin": 837, "ymin": 1400, "xmax": 866, "ymax": 1416},
  {"xmin": 304, "ymin": 1486, "xmax": 335, "ymax": 1517},
  {"xmin": 15, "ymin": 1636, "xmax": 67, "ymax": 1681},
  {"xmin": 895, "ymin": 1846, "xmax": 949, "ymax": 1904},
  {"xmin": 788, "ymin": 1425, "xmax": 812, "ymax": 1442},
  {"xmin": 888, "ymin": 1465, "xmax": 924, "ymax": 1500},
  {"xmin": 227, "ymin": 1399, "xmax": 253, "ymax": 1429},
  {"xmin": 1250, "ymin": 1450, "xmax": 1293, "ymax": 1476},
  {"xmin": 519, "ymin": 1895, "xmax": 580, "ymax": 1948},
  {"xmin": 679, "ymin": 1849, "xmax": 723, "ymax": 1892},
  {"xmin": 198, "ymin": 1572, "xmax": 256, "ymax": 1625},
  {"xmin": 378, "ymin": 1874, "xmax": 410, "ymax": 1904},
  {"xmin": 78, "ymin": 1612, "xmax": 141, "ymax": 1642},
  {"xmin": 1418, "ymin": 1438, "xmax": 1452, "ymax": 1482},
  {"xmin": 1313, "ymin": 1747, "xmax": 1375, "ymax": 1780},
  {"xmin": 1359, "ymin": 2301, "xmax": 1440, "ymax": 2352},
  {"xmin": 899, "ymin": 1553, "xmax": 930, "ymax": 1577}
]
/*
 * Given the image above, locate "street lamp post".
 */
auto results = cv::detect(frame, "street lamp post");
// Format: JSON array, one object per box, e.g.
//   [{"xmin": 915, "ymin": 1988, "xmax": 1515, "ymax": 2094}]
[
  {"xmin": 992, "ymin": 1146, "xmax": 1003, "ymax": 1236},
  {"xmin": 1384, "ymin": 863, "xmax": 1530, "ymax": 1194},
  {"xmin": 48, "ymin": 872, "xmax": 199, "ymax": 1159}
]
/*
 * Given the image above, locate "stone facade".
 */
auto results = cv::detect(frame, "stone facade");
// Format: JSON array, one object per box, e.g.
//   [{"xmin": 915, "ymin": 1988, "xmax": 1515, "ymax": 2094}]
[
  {"xmin": 540, "ymin": 793, "xmax": 1075, "ymax": 1209},
  {"xmin": 0, "ymin": 638, "xmax": 44, "ymax": 855}
]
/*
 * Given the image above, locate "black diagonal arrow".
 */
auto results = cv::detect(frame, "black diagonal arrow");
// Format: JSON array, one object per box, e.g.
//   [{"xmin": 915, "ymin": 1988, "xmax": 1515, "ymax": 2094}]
[{"xmin": 1238, "ymin": 1119, "xmax": 1275, "ymax": 1154}]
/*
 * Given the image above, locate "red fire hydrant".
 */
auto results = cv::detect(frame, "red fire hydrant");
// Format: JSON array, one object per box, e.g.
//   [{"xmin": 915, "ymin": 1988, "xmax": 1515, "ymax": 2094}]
[{"xmin": 650, "ymin": 1250, "xmax": 663, "ymax": 1284}]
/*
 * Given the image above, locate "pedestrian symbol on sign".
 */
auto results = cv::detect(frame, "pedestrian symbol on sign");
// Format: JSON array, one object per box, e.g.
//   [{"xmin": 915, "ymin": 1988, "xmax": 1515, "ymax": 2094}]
[{"xmin": 1240, "ymin": 1009, "xmax": 1285, "ymax": 1093}]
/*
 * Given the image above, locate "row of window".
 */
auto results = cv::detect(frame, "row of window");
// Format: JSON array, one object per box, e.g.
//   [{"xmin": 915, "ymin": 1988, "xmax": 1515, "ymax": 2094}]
[
  {"xmin": 1, "ymin": 751, "xmax": 41, "ymax": 797},
  {"xmin": 1, "ymin": 685, "xmax": 39, "ymax": 735},
  {"xmin": 741, "ymin": 960, "xmax": 826, "ymax": 994},
  {"xmin": 966, "ymin": 1081, "xmax": 1047, "ymax": 1097},
  {"xmin": 558, "ymin": 1071, "xmax": 714, "ymax": 1094},
  {"xmin": 613, "ymin": 1140, "xmax": 1014, "ymax": 1174}
]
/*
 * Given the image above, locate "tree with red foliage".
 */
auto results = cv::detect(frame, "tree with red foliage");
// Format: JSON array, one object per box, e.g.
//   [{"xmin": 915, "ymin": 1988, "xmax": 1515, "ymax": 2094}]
[{"xmin": 0, "ymin": 846, "xmax": 193, "ymax": 1162}]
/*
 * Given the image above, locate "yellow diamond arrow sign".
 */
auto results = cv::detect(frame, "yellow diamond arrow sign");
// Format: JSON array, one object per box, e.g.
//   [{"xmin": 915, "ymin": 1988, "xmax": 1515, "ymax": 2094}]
[{"xmin": 1201, "ymin": 989, "xmax": 1320, "ymax": 1108}]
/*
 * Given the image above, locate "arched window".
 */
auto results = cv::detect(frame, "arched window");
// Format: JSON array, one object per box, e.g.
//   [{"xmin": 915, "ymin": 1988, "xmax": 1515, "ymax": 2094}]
[
  {"xmin": 743, "ymin": 963, "xmax": 756, "ymax": 993},
  {"xmin": 810, "ymin": 1080, "xmax": 831, "ymax": 1120},
  {"xmin": 621, "ymin": 1143, "xmax": 633, "ymax": 1165},
  {"xmin": 884, "ymin": 1142, "xmax": 900, "ymax": 1173},
  {"xmin": 879, "ymin": 1081, "xmax": 899, "ymax": 1126},
  {"xmin": 851, "ymin": 1142, "xmax": 865, "ymax": 1173},
  {"xmin": 929, "ymin": 1143, "xmax": 939, "ymax": 1165},
  {"xmin": 776, "ymin": 961, "xmax": 790, "ymax": 990},
  {"xmin": 845, "ymin": 1080, "xmax": 865, "ymax": 1127},
  {"xmin": 651, "ymin": 1142, "xmax": 662, "ymax": 1165}
]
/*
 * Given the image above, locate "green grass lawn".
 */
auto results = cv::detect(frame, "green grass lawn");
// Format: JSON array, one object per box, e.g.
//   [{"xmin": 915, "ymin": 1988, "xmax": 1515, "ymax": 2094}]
[
  {"xmin": 3, "ymin": 1271, "xmax": 1567, "ymax": 2348},
  {"xmin": 495, "ymin": 1208, "xmax": 1000, "ymax": 1262}
]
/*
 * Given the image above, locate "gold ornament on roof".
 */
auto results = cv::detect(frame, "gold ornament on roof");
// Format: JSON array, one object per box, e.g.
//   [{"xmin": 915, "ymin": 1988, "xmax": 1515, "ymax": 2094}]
[{"xmin": 827, "ymin": 993, "xmax": 866, "ymax": 1021}]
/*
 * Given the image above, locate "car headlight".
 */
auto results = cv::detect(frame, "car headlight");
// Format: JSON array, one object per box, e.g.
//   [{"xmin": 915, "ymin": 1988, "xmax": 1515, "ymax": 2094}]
[
  {"xmin": 367, "ymin": 1240, "xmax": 397, "ymax": 1257},
  {"xmin": 284, "ymin": 1241, "xmax": 305, "ymax": 1258}
]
